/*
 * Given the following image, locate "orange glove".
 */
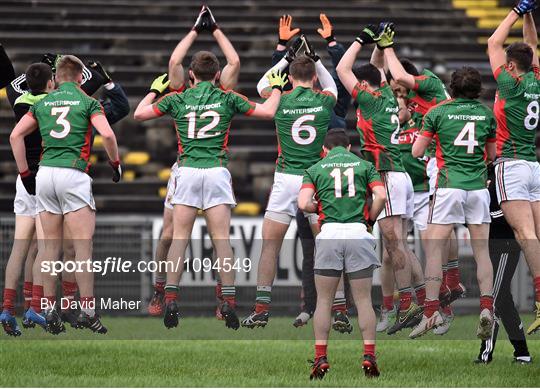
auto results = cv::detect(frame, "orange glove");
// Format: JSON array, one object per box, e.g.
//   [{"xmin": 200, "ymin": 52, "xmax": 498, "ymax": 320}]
[
  {"xmin": 317, "ymin": 13, "xmax": 335, "ymax": 43},
  {"xmin": 278, "ymin": 14, "xmax": 300, "ymax": 45}
]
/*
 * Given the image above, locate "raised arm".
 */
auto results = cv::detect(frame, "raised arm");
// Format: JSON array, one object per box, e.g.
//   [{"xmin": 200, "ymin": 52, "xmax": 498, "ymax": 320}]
[
  {"xmin": 250, "ymin": 70, "xmax": 286, "ymax": 119},
  {"xmin": 487, "ymin": 11, "xmax": 520, "ymax": 73},
  {"xmin": 523, "ymin": 13, "xmax": 539, "ymax": 67},
  {"xmin": 384, "ymin": 48, "xmax": 416, "ymax": 90},
  {"xmin": 213, "ymin": 29, "xmax": 240, "ymax": 90},
  {"xmin": 257, "ymin": 57, "xmax": 289, "ymax": 98},
  {"xmin": 277, "ymin": 15, "xmax": 300, "ymax": 51},
  {"xmin": 315, "ymin": 60, "xmax": 337, "ymax": 99},
  {"xmin": 337, "ymin": 25, "xmax": 381, "ymax": 94},
  {"xmin": 168, "ymin": 30, "xmax": 198, "ymax": 90}
]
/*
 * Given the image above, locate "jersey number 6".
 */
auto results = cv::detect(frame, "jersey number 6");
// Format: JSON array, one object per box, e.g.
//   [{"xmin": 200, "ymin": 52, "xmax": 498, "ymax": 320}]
[{"xmin": 292, "ymin": 114, "xmax": 316, "ymax": 145}]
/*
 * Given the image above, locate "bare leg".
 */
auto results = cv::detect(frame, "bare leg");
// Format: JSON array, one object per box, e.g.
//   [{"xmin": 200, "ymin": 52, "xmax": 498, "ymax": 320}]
[
  {"xmin": 37, "ymin": 212, "xmax": 63, "ymax": 303},
  {"xmin": 313, "ymin": 275, "xmax": 340, "ymax": 345},
  {"xmin": 155, "ymin": 207, "xmax": 173, "ymax": 285},
  {"xmin": 256, "ymin": 218, "xmax": 290, "ymax": 287},
  {"xmin": 349, "ymin": 276, "xmax": 376, "ymax": 351},
  {"xmin": 166, "ymin": 205, "xmax": 198, "ymax": 287}
]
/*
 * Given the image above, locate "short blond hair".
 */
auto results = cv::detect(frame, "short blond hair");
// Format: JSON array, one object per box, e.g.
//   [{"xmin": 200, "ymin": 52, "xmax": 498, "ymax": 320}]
[{"xmin": 55, "ymin": 55, "xmax": 84, "ymax": 82}]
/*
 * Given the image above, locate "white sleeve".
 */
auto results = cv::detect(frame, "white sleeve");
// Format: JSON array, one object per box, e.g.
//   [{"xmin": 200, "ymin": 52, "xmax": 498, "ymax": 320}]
[
  {"xmin": 256, "ymin": 57, "xmax": 289, "ymax": 97},
  {"xmin": 315, "ymin": 60, "xmax": 337, "ymax": 99}
]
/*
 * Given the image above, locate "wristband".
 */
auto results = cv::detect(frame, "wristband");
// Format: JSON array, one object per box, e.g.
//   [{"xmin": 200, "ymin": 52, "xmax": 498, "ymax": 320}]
[
  {"xmin": 109, "ymin": 160, "xmax": 120, "ymax": 168},
  {"xmin": 278, "ymin": 38, "xmax": 288, "ymax": 46},
  {"xmin": 20, "ymin": 169, "xmax": 31, "ymax": 178},
  {"xmin": 149, "ymin": 89, "xmax": 160, "ymax": 95},
  {"xmin": 271, "ymin": 85, "xmax": 283, "ymax": 92},
  {"xmin": 355, "ymin": 37, "xmax": 364, "ymax": 45},
  {"xmin": 367, "ymin": 218, "xmax": 376, "ymax": 228},
  {"xmin": 325, "ymin": 35, "xmax": 336, "ymax": 44}
]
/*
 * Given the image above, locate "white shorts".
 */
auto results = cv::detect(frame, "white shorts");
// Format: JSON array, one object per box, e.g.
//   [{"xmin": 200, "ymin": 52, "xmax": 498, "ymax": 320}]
[
  {"xmin": 266, "ymin": 171, "xmax": 302, "ymax": 219},
  {"xmin": 14, "ymin": 175, "xmax": 37, "ymax": 217},
  {"xmin": 378, "ymin": 171, "xmax": 414, "ymax": 220},
  {"xmin": 427, "ymin": 157, "xmax": 438, "ymax": 195},
  {"xmin": 429, "ymin": 188, "xmax": 490, "ymax": 225},
  {"xmin": 36, "ymin": 166, "xmax": 95, "ymax": 215},
  {"xmin": 171, "ymin": 166, "xmax": 236, "ymax": 210},
  {"xmin": 315, "ymin": 223, "xmax": 380, "ymax": 275},
  {"xmin": 411, "ymin": 191, "xmax": 429, "ymax": 231},
  {"xmin": 164, "ymin": 163, "xmax": 179, "ymax": 210},
  {"xmin": 495, "ymin": 160, "xmax": 540, "ymax": 203}
]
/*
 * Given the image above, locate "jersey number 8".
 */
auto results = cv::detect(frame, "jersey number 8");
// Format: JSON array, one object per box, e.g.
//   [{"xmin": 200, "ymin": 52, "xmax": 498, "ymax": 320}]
[{"xmin": 525, "ymin": 101, "xmax": 539, "ymax": 131}]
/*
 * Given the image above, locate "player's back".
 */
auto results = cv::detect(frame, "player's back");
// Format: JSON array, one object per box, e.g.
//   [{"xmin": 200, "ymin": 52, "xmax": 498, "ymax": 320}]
[
  {"xmin": 353, "ymin": 83, "xmax": 404, "ymax": 172},
  {"xmin": 494, "ymin": 65, "xmax": 540, "ymax": 161},
  {"xmin": 31, "ymin": 81, "xmax": 103, "ymax": 173},
  {"xmin": 423, "ymin": 98, "xmax": 496, "ymax": 190},
  {"xmin": 154, "ymin": 81, "xmax": 254, "ymax": 168},
  {"xmin": 408, "ymin": 69, "xmax": 450, "ymax": 115},
  {"xmin": 274, "ymin": 87, "xmax": 334, "ymax": 175},
  {"xmin": 304, "ymin": 146, "xmax": 380, "ymax": 225}
]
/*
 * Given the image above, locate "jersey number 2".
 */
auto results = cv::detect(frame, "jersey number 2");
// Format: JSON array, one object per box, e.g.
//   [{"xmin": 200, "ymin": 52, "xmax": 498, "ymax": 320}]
[
  {"xmin": 453, "ymin": 122, "xmax": 478, "ymax": 154},
  {"xmin": 330, "ymin": 167, "xmax": 355, "ymax": 198},
  {"xmin": 50, "ymin": 107, "xmax": 71, "ymax": 139}
]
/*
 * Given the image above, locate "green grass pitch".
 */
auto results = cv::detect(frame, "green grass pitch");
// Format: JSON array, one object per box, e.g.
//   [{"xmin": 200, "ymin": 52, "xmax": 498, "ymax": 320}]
[{"xmin": 0, "ymin": 315, "xmax": 538, "ymax": 387}]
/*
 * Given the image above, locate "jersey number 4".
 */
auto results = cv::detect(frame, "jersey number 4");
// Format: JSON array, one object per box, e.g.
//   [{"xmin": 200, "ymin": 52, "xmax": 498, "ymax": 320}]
[
  {"xmin": 330, "ymin": 167, "xmax": 355, "ymax": 198},
  {"xmin": 50, "ymin": 107, "xmax": 71, "ymax": 139},
  {"xmin": 453, "ymin": 122, "xmax": 478, "ymax": 154}
]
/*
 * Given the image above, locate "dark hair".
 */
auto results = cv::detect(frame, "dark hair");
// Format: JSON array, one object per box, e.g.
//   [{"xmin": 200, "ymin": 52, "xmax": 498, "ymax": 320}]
[
  {"xmin": 25, "ymin": 63, "xmax": 53, "ymax": 93},
  {"xmin": 190, "ymin": 51, "xmax": 220, "ymax": 81},
  {"xmin": 400, "ymin": 59, "xmax": 419, "ymax": 76},
  {"xmin": 353, "ymin": 64, "xmax": 381, "ymax": 88},
  {"xmin": 55, "ymin": 55, "xmax": 84, "ymax": 82},
  {"xmin": 506, "ymin": 42, "xmax": 533, "ymax": 72},
  {"xmin": 289, "ymin": 55, "xmax": 316, "ymax": 82},
  {"xmin": 324, "ymin": 128, "xmax": 350, "ymax": 149},
  {"xmin": 449, "ymin": 67, "xmax": 482, "ymax": 99}
]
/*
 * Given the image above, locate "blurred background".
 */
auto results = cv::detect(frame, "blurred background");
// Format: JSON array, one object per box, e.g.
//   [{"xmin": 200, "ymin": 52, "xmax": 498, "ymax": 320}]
[{"xmin": 0, "ymin": 0, "xmax": 538, "ymax": 315}]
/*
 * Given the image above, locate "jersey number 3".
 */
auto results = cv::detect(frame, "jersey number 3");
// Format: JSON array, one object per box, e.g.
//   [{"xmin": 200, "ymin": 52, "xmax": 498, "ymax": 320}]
[
  {"xmin": 50, "ymin": 107, "xmax": 71, "ymax": 139},
  {"xmin": 330, "ymin": 167, "xmax": 355, "ymax": 198}
]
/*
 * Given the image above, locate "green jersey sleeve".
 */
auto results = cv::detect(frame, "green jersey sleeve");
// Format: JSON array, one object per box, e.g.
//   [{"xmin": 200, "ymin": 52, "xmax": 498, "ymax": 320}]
[
  {"xmin": 352, "ymin": 82, "xmax": 377, "ymax": 108},
  {"xmin": 302, "ymin": 169, "xmax": 316, "ymax": 189},
  {"xmin": 88, "ymin": 97, "xmax": 104, "ymax": 118},
  {"xmin": 421, "ymin": 108, "xmax": 438, "ymax": 138},
  {"xmin": 413, "ymin": 74, "xmax": 439, "ymax": 96},
  {"xmin": 226, "ymin": 91, "xmax": 256, "ymax": 115},
  {"xmin": 494, "ymin": 65, "xmax": 519, "ymax": 98},
  {"xmin": 153, "ymin": 92, "xmax": 177, "ymax": 116},
  {"xmin": 367, "ymin": 163, "xmax": 383, "ymax": 189}
]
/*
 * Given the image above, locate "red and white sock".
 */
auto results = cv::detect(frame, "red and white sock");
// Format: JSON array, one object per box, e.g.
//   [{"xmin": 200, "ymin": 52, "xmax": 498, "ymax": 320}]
[
  {"xmin": 315, "ymin": 344, "xmax": 327, "ymax": 359},
  {"xmin": 30, "ymin": 284, "xmax": 43, "ymax": 313},
  {"xmin": 364, "ymin": 343, "xmax": 376, "ymax": 358},
  {"xmin": 398, "ymin": 287, "xmax": 413, "ymax": 311},
  {"xmin": 62, "ymin": 281, "xmax": 78, "ymax": 306},
  {"xmin": 534, "ymin": 276, "xmax": 540, "ymax": 303},
  {"xmin": 382, "ymin": 294, "xmax": 394, "ymax": 311},
  {"xmin": 480, "ymin": 295, "xmax": 494, "ymax": 314},
  {"xmin": 23, "ymin": 282, "xmax": 32, "ymax": 310},
  {"xmin": 446, "ymin": 260, "xmax": 461, "ymax": 290},
  {"xmin": 331, "ymin": 291, "xmax": 347, "ymax": 313},
  {"xmin": 2, "ymin": 288, "xmax": 16, "ymax": 315},
  {"xmin": 424, "ymin": 299, "xmax": 439, "ymax": 318}
]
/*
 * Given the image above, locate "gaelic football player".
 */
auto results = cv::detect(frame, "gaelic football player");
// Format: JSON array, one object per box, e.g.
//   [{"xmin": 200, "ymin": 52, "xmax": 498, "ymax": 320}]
[
  {"xmin": 270, "ymin": 14, "xmax": 353, "ymax": 331},
  {"xmin": 336, "ymin": 25, "xmax": 422, "ymax": 334},
  {"xmin": 487, "ymin": 0, "xmax": 540, "ymax": 334},
  {"xmin": 241, "ymin": 49, "xmax": 338, "ymax": 328},
  {"xmin": 1, "ymin": 51, "xmax": 128, "ymax": 335},
  {"xmin": 147, "ymin": 6, "xmax": 241, "ymax": 318},
  {"xmin": 9, "ymin": 55, "xmax": 121, "ymax": 335},
  {"xmin": 134, "ymin": 23, "xmax": 284, "ymax": 330},
  {"xmin": 299, "ymin": 129, "xmax": 386, "ymax": 379},
  {"xmin": 410, "ymin": 67, "xmax": 496, "ymax": 339}
]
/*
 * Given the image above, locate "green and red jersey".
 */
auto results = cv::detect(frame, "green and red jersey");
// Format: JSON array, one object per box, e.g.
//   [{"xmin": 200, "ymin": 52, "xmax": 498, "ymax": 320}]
[
  {"xmin": 153, "ymin": 81, "xmax": 255, "ymax": 168},
  {"xmin": 29, "ymin": 82, "xmax": 103, "ymax": 173},
  {"xmin": 398, "ymin": 111, "xmax": 429, "ymax": 192},
  {"xmin": 407, "ymin": 69, "xmax": 450, "ymax": 116},
  {"xmin": 421, "ymin": 98, "xmax": 496, "ymax": 190},
  {"xmin": 302, "ymin": 146, "xmax": 382, "ymax": 225},
  {"xmin": 274, "ymin": 86, "xmax": 336, "ymax": 175},
  {"xmin": 352, "ymin": 82, "xmax": 404, "ymax": 172},
  {"xmin": 493, "ymin": 65, "xmax": 540, "ymax": 161}
]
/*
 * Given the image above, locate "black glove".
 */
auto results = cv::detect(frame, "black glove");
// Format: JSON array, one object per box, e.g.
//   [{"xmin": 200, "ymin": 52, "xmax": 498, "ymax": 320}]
[
  {"xmin": 355, "ymin": 24, "xmax": 380, "ymax": 45},
  {"xmin": 109, "ymin": 160, "xmax": 122, "ymax": 183},
  {"xmin": 20, "ymin": 170, "xmax": 36, "ymax": 195},
  {"xmin": 88, "ymin": 61, "xmax": 112, "ymax": 84},
  {"xmin": 285, "ymin": 36, "xmax": 303, "ymax": 63},
  {"xmin": 192, "ymin": 5, "xmax": 208, "ymax": 33},
  {"xmin": 204, "ymin": 6, "xmax": 219, "ymax": 32},
  {"xmin": 302, "ymin": 35, "xmax": 320, "ymax": 62},
  {"xmin": 41, "ymin": 53, "xmax": 60, "ymax": 73}
]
